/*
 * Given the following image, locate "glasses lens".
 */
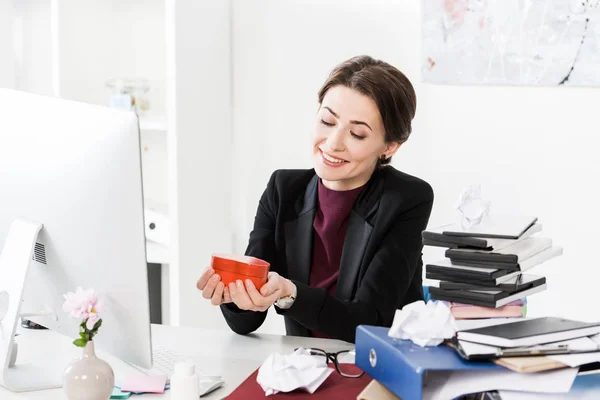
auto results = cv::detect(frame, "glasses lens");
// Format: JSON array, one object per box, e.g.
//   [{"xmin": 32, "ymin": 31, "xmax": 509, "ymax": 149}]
[
  {"xmin": 335, "ymin": 350, "xmax": 364, "ymax": 378},
  {"xmin": 337, "ymin": 362, "xmax": 364, "ymax": 378},
  {"xmin": 336, "ymin": 350, "xmax": 355, "ymax": 364}
]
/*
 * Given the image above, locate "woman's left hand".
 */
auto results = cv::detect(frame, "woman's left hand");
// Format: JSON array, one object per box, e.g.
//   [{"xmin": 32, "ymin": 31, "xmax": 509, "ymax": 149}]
[{"xmin": 228, "ymin": 272, "xmax": 295, "ymax": 312}]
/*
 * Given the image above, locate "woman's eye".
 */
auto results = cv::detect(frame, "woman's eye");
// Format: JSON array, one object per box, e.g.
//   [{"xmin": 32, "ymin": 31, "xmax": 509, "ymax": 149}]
[
  {"xmin": 320, "ymin": 119, "xmax": 335, "ymax": 127},
  {"xmin": 351, "ymin": 132, "xmax": 366, "ymax": 140}
]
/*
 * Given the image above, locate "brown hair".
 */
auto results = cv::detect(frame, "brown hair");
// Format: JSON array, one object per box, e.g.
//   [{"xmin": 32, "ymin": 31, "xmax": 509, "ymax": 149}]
[{"xmin": 317, "ymin": 55, "xmax": 417, "ymax": 165}]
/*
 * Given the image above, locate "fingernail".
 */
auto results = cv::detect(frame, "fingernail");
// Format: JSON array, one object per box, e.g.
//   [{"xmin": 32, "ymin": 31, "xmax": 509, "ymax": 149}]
[
  {"xmin": 246, "ymin": 279, "xmax": 254, "ymax": 287},
  {"xmin": 212, "ymin": 275, "xmax": 220, "ymax": 282},
  {"xmin": 229, "ymin": 283, "xmax": 235, "ymax": 290},
  {"xmin": 236, "ymin": 280, "xmax": 243, "ymax": 287}
]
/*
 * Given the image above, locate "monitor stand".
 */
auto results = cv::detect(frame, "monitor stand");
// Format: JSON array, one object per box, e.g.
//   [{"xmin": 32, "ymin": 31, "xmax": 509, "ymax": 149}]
[{"xmin": 0, "ymin": 218, "xmax": 65, "ymax": 391}]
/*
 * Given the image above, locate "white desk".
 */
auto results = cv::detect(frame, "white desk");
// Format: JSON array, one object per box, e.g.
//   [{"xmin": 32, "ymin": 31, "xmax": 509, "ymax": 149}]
[{"xmin": 1, "ymin": 324, "xmax": 353, "ymax": 399}]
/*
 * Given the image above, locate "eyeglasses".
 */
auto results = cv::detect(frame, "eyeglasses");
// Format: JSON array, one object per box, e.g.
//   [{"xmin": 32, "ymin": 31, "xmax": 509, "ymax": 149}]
[{"xmin": 298, "ymin": 348, "xmax": 365, "ymax": 378}]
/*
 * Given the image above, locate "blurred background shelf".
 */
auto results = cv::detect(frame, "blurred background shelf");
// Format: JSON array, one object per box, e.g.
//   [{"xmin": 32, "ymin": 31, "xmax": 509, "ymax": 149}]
[
  {"xmin": 140, "ymin": 115, "xmax": 167, "ymax": 132},
  {"xmin": 146, "ymin": 240, "xmax": 169, "ymax": 264}
]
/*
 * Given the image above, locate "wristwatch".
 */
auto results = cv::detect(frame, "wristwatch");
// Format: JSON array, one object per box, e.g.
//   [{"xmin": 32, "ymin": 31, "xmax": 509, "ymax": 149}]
[
  {"xmin": 275, "ymin": 293, "xmax": 296, "ymax": 309},
  {"xmin": 275, "ymin": 281, "xmax": 297, "ymax": 309}
]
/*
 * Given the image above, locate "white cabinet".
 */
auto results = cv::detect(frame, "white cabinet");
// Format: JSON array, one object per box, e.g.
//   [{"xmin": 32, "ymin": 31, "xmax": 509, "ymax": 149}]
[{"xmin": 3, "ymin": 0, "xmax": 233, "ymax": 329}]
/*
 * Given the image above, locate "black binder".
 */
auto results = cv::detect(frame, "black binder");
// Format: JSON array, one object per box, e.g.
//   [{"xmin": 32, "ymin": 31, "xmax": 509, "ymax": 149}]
[
  {"xmin": 426, "ymin": 260, "xmax": 515, "ymax": 279},
  {"xmin": 446, "ymin": 248, "xmax": 519, "ymax": 263},
  {"xmin": 450, "ymin": 258, "xmax": 519, "ymax": 270},
  {"xmin": 426, "ymin": 271, "xmax": 521, "ymax": 287},
  {"xmin": 441, "ymin": 216, "xmax": 538, "ymax": 240},
  {"xmin": 457, "ymin": 317, "xmax": 600, "ymax": 347},
  {"xmin": 445, "ymin": 237, "xmax": 551, "ymax": 265},
  {"xmin": 429, "ymin": 282, "xmax": 546, "ymax": 308},
  {"xmin": 422, "ymin": 231, "xmax": 492, "ymax": 250},
  {"xmin": 439, "ymin": 274, "xmax": 544, "ymax": 291}
]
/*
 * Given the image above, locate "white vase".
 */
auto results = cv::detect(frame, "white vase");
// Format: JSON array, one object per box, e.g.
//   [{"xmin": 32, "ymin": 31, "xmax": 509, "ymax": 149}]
[{"xmin": 63, "ymin": 341, "xmax": 115, "ymax": 400}]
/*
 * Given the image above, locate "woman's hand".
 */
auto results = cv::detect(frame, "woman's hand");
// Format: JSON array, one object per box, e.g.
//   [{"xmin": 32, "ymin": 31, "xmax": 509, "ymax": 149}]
[
  {"xmin": 196, "ymin": 268, "xmax": 232, "ymax": 306},
  {"xmin": 228, "ymin": 272, "xmax": 296, "ymax": 312}
]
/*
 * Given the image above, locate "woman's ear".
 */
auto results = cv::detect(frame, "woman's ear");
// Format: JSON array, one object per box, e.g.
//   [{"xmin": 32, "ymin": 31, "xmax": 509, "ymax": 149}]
[{"xmin": 383, "ymin": 141, "xmax": 402, "ymax": 160}]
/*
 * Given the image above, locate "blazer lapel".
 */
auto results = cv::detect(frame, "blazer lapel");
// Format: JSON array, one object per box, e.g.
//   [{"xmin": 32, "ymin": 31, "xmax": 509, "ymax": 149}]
[
  {"xmin": 284, "ymin": 175, "xmax": 318, "ymax": 285},
  {"xmin": 336, "ymin": 168, "xmax": 384, "ymax": 300},
  {"xmin": 336, "ymin": 211, "xmax": 373, "ymax": 300}
]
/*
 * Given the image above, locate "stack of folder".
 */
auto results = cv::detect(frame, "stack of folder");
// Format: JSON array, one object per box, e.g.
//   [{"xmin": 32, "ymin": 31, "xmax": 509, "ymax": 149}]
[
  {"xmin": 423, "ymin": 215, "xmax": 563, "ymax": 310},
  {"xmin": 355, "ymin": 319, "xmax": 600, "ymax": 399}
]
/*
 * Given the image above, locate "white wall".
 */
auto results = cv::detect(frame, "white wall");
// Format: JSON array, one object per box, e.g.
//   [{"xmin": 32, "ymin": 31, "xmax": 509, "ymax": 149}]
[
  {"xmin": 0, "ymin": 2, "xmax": 15, "ymax": 89},
  {"xmin": 167, "ymin": 0, "xmax": 233, "ymax": 329},
  {"xmin": 232, "ymin": 0, "xmax": 600, "ymax": 334},
  {"xmin": 12, "ymin": 0, "xmax": 54, "ymax": 95}
]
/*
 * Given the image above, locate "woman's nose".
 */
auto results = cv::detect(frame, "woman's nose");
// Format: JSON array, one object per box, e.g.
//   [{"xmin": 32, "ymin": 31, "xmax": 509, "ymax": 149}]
[{"xmin": 326, "ymin": 128, "xmax": 345, "ymax": 152}]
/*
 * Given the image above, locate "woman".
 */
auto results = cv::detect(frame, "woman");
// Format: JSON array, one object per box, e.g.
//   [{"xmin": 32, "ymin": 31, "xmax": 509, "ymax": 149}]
[{"xmin": 197, "ymin": 55, "xmax": 433, "ymax": 343}]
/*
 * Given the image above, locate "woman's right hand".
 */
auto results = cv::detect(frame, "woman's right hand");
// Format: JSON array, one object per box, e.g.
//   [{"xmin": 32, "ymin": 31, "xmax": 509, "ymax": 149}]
[{"xmin": 196, "ymin": 268, "xmax": 232, "ymax": 305}]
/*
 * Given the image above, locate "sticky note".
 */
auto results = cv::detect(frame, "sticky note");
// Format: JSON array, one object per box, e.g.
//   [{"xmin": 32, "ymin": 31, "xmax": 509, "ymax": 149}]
[
  {"xmin": 120, "ymin": 375, "xmax": 168, "ymax": 394},
  {"xmin": 111, "ymin": 387, "xmax": 132, "ymax": 399}
]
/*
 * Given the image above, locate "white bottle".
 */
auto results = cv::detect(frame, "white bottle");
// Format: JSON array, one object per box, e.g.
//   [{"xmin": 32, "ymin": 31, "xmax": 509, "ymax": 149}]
[{"xmin": 170, "ymin": 361, "xmax": 199, "ymax": 399}]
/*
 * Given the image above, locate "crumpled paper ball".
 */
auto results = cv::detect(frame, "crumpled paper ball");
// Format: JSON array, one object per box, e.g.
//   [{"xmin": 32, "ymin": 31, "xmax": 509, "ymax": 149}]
[
  {"xmin": 455, "ymin": 184, "xmax": 491, "ymax": 229},
  {"xmin": 256, "ymin": 348, "xmax": 334, "ymax": 396},
  {"xmin": 388, "ymin": 300, "xmax": 457, "ymax": 347}
]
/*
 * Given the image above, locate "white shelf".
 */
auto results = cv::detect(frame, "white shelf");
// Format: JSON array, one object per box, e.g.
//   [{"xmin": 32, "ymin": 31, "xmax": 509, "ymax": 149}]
[
  {"xmin": 140, "ymin": 115, "xmax": 167, "ymax": 132},
  {"xmin": 146, "ymin": 240, "xmax": 169, "ymax": 264}
]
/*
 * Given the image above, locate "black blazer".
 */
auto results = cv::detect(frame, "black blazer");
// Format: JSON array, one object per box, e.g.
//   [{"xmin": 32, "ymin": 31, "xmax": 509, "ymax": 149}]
[{"xmin": 220, "ymin": 166, "xmax": 434, "ymax": 343}]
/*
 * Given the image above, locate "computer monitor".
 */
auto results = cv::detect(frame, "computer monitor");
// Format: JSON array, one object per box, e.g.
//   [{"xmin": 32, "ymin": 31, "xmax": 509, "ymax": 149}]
[{"xmin": 0, "ymin": 88, "xmax": 152, "ymax": 391}]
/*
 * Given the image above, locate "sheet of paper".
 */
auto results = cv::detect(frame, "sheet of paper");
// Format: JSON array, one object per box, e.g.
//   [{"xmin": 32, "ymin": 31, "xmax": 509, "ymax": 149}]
[
  {"xmin": 302, "ymin": 368, "xmax": 334, "ymax": 394},
  {"xmin": 498, "ymin": 374, "xmax": 600, "ymax": 400},
  {"xmin": 458, "ymin": 340, "xmax": 499, "ymax": 357},
  {"xmin": 455, "ymin": 317, "xmax": 521, "ymax": 331},
  {"xmin": 549, "ymin": 352, "xmax": 600, "ymax": 367},
  {"xmin": 422, "ymin": 367, "xmax": 578, "ymax": 400},
  {"xmin": 459, "ymin": 335, "xmax": 600, "ymax": 361},
  {"xmin": 559, "ymin": 336, "xmax": 600, "ymax": 351},
  {"xmin": 542, "ymin": 336, "xmax": 600, "ymax": 367}
]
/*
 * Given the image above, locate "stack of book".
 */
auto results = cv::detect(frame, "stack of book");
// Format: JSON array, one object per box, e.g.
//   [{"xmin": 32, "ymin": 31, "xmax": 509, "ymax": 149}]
[
  {"xmin": 423, "ymin": 215, "xmax": 562, "ymax": 310},
  {"xmin": 451, "ymin": 317, "xmax": 600, "ymax": 374}
]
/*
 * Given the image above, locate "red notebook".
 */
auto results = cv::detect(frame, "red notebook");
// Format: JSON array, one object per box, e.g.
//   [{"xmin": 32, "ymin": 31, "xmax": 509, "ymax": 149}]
[{"xmin": 225, "ymin": 365, "xmax": 371, "ymax": 399}]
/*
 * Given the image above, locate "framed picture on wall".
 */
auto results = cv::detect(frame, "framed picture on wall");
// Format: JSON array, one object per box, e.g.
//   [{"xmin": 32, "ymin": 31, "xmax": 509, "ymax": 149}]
[{"xmin": 422, "ymin": 0, "xmax": 600, "ymax": 86}]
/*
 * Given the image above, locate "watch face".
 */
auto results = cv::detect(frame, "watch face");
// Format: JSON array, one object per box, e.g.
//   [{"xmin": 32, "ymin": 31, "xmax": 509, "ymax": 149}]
[{"xmin": 277, "ymin": 297, "xmax": 294, "ymax": 308}]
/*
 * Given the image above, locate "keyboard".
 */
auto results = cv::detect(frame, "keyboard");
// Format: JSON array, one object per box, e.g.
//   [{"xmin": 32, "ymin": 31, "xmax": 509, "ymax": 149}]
[{"xmin": 142, "ymin": 345, "xmax": 225, "ymax": 396}]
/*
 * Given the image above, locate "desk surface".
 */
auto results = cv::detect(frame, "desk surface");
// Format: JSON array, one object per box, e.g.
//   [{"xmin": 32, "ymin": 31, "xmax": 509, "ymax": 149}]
[{"xmin": 1, "ymin": 324, "xmax": 352, "ymax": 399}]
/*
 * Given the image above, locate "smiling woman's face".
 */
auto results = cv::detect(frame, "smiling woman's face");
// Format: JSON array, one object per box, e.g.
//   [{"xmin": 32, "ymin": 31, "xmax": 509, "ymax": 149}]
[{"xmin": 312, "ymin": 85, "xmax": 400, "ymax": 191}]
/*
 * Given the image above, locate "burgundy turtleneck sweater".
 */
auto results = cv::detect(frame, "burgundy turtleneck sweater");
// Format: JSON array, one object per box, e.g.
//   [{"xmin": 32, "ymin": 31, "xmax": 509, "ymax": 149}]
[{"xmin": 309, "ymin": 179, "xmax": 364, "ymax": 338}]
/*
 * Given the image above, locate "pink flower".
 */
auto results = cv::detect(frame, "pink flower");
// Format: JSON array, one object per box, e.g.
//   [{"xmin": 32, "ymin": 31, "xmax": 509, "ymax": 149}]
[
  {"xmin": 62, "ymin": 287, "xmax": 104, "ymax": 321},
  {"xmin": 86, "ymin": 312, "xmax": 100, "ymax": 330}
]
